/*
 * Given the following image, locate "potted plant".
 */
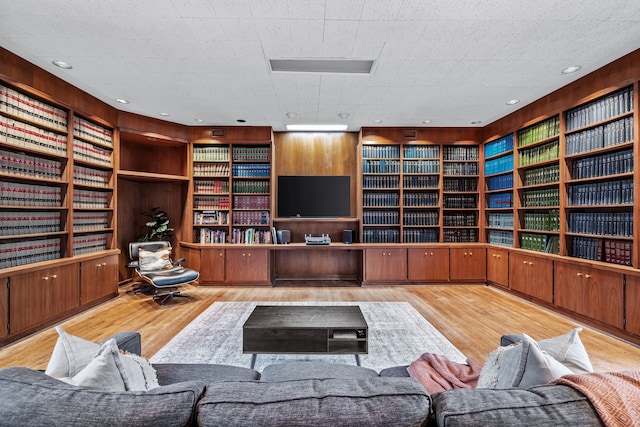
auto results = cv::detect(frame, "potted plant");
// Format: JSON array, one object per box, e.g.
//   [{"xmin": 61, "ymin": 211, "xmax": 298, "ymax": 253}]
[{"xmin": 138, "ymin": 207, "xmax": 174, "ymax": 242}]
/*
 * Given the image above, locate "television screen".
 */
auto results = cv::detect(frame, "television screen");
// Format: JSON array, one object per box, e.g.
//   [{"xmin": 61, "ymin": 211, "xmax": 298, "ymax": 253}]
[{"xmin": 278, "ymin": 175, "xmax": 350, "ymax": 218}]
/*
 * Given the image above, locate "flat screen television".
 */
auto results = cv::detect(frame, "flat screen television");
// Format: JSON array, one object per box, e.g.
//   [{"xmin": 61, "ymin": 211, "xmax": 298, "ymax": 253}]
[{"xmin": 278, "ymin": 175, "xmax": 350, "ymax": 218}]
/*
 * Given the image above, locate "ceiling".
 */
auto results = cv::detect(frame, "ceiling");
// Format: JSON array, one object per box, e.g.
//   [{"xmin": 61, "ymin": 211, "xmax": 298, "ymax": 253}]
[{"xmin": 1, "ymin": 0, "xmax": 640, "ymax": 132}]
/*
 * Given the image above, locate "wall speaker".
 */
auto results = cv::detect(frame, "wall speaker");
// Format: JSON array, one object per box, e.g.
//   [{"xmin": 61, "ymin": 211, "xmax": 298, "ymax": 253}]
[
  {"xmin": 343, "ymin": 229, "xmax": 353, "ymax": 244},
  {"xmin": 277, "ymin": 229, "xmax": 291, "ymax": 244}
]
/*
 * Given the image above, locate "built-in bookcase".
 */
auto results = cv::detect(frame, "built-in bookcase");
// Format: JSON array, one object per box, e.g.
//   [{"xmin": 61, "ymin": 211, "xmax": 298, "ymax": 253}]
[
  {"xmin": 402, "ymin": 145, "xmax": 440, "ymax": 243},
  {"xmin": 516, "ymin": 116, "xmax": 561, "ymax": 254},
  {"xmin": 442, "ymin": 145, "xmax": 479, "ymax": 242},
  {"xmin": 484, "ymin": 134, "xmax": 514, "ymax": 247},
  {"xmin": 563, "ymin": 85, "xmax": 634, "ymax": 265}
]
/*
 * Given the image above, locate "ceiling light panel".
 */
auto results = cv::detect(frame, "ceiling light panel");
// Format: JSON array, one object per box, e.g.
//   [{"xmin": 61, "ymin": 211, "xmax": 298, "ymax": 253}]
[{"xmin": 270, "ymin": 59, "xmax": 375, "ymax": 74}]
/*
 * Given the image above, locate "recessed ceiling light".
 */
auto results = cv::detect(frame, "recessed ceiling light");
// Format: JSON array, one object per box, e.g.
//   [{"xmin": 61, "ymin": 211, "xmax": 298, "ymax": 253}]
[
  {"xmin": 52, "ymin": 60, "xmax": 72, "ymax": 69},
  {"xmin": 506, "ymin": 99, "xmax": 520, "ymax": 105},
  {"xmin": 286, "ymin": 112, "xmax": 297, "ymax": 119},
  {"xmin": 373, "ymin": 119, "xmax": 384, "ymax": 124},
  {"xmin": 470, "ymin": 120, "xmax": 482, "ymax": 125},
  {"xmin": 562, "ymin": 66, "xmax": 582, "ymax": 74},
  {"xmin": 338, "ymin": 113, "xmax": 350, "ymax": 119},
  {"xmin": 115, "ymin": 98, "xmax": 129, "ymax": 104},
  {"xmin": 158, "ymin": 112, "xmax": 170, "ymax": 117},
  {"xmin": 194, "ymin": 118, "xmax": 204, "ymax": 123},
  {"xmin": 422, "ymin": 120, "xmax": 432, "ymax": 124},
  {"xmin": 270, "ymin": 59, "xmax": 374, "ymax": 74},
  {"xmin": 286, "ymin": 124, "xmax": 348, "ymax": 131}
]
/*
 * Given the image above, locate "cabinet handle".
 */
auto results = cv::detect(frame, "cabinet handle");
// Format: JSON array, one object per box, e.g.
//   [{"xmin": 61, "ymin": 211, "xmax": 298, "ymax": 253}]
[
  {"xmin": 585, "ymin": 274, "xmax": 591, "ymax": 279},
  {"xmin": 43, "ymin": 276, "xmax": 49, "ymax": 281},
  {"xmin": 242, "ymin": 253, "xmax": 246, "ymax": 257},
  {"xmin": 51, "ymin": 274, "xmax": 57, "ymax": 279},
  {"xmin": 219, "ymin": 253, "xmax": 223, "ymax": 257},
  {"xmin": 248, "ymin": 253, "xmax": 251, "ymax": 257},
  {"xmin": 464, "ymin": 252, "xmax": 467, "ymax": 256},
  {"xmin": 102, "ymin": 262, "xmax": 107, "ymax": 266},
  {"xmin": 469, "ymin": 252, "xmax": 473, "ymax": 256},
  {"xmin": 430, "ymin": 252, "xmax": 433, "ymax": 256},
  {"xmin": 528, "ymin": 262, "xmax": 533, "ymax": 266},
  {"xmin": 577, "ymin": 273, "xmax": 582, "ymax": 277},
  {"xmin": 523, "ymin": 261, "xmax": 527, "ymax": 264}
]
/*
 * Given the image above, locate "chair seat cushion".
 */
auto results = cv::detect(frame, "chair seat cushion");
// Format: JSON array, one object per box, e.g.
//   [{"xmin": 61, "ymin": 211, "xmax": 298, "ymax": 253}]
[{"xmin": 139, "ymin": 267, "xmax": 199, "ymax": 287}]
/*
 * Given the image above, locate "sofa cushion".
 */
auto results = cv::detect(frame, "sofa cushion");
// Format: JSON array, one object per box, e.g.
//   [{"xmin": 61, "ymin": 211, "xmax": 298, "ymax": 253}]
[
  {"xmin": 0, "ymin": 367, "xmax": 205, "ymax": 427},
  {"xmin": 260, "ymin": 361, "xmax": 379, "ymax": 382},
  {"xmin": 379, "ymin": 365, "xmax": 410, "ymax": 377},
  {"xmin": 197, "ymin": 377, "xmax": 431, "ymax": 427},
  {"xmin": 431, "ymin": 384, "xmax": 603, "ymax": 426},
  {"xmin": 153, "ymin": 363, "xmax": 259, "ymax": 385}
]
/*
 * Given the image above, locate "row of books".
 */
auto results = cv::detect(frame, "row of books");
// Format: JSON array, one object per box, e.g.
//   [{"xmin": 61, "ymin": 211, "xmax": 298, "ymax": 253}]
[
  {"xmin": 403, "ymin": 145, "xmax": 439, "ymax": 159},
  {"xmin": 196, "ymin": 228, "xmax": 227, "ymax": 244},
  {"xmin": 0, "ymin": 211, "xmax": 61, "ymax": 236},
  {"xmin": 73, "ymin": 234, "xmax": 109, "ymax": 256},
  {"xmin": 443, "ymin": 229, "xmax": 478, "ymax": 243},
  {"xmin": 567, "ymin": 179, "xmax": 633, "ymax": 206},
  {"xmin": 73, "ymin": 212, "xmax": 110, "ymax": 232},
  {"xmin": 443, "ymin": 162, "xmax": 478, "ymax": 176},
  {"xmin": 0, "ymin": 115, "xmax": 68, "ymax": 156},
  {"xmin": 517, "ymin": 117, "xmax": 560, "ymax": 147},
  {"xmin": 362, "ymin": 228, "xmax": 400, "ymax": 243},
  {"xmin": 523, "ymin": 164, "xmax": 559, "ymax": 186},
  {"xmin": 362, "ymin": 145, "xmax": 400, "ymax": 159},
  {"xmin": 72, "ymin": 116, "xmax": 113, "ymax": 147},
  {"xmin": 362, "ymin": 159, "xmax": 400, "ymax": 174},
  {"xmin": 571, "ymin": 236, "xmax": 611, "ymax": 263},
  {"xmin": 487, "ymin": 212, "xmax": 514, "ymax": 229},
  {"xmin": 0, "ymin": 84, "xmax": 67, "ymax": 132},
  {"xmin": 522, "ymin": 188, "xmax": 559, "ymax": 207},
  {"xmin": 193, "ymin": 146, "xmax": 230, "ymax": 162},
  {"xmin": 520, "ymin": 233, "xmax": 559, "ymax": 254},
  {"xmin": 486, "ymin": 173, "xmax": 513, "ymax": 191},
  {"xmin": 443, "ymin": 212, "xmax": 476, "ymax": 227},
  {"xmin": 0, "ymin": 149, "xmax": 62, "ymax": 180},
  {"xmin": 73, "ymin": 189, "xmax": 110, "ymax": 209},
  {"xmin": 232, "ymin": 164, "xmax": 270, "ymax": 178},
  {"xmin": 518, "ymin": 139, "xmax": 559, "ymax": 166},
  {"xmin": 194, "ymin": 195, "xmax": 230, "ymax": 210},
  {"xmin": 363, "ymin": 192, "xmax": 400, "ymax": 207},
  {"xmin": 231, "ymin": 227, "xmax": 272, "ymax": 244},
  {"xmin": 443, "ymin": 177, "xmax": 477, "ymax": 192},
  {"xmin": 194, "ymin": 179, "xmax": 229, "ymax": 194},
  {"xmin": 565, "ymin": 116, "xmax": 633, "ymax": 156},
  {"xmin": 403, "ymin": 192, "xmax": 437, "ymax": 207},
  {"xmin": 232, "ymin": 146, "xmax": 270, "ymax": 162},
  {"xmin": 73, "ymin": 165, "xmax": 110, "ymax": 188},
  {"xmin": 403, "ymin": 175, "xmax": 438, "ymax": 189},
  {"xmin": 233, "ymin": 195, "xmax": 270, "ymax": 209},
  {"xmin": 603, "ymin": 239, "xmax": 632, "ymax": 266},
  {"xmin": 404, "ymin": 211, "xmax": 439, "ymax": 226},
  {"xmin": 443, "ymin": 146, "xmax": 479, "ymax": 161},
  {"xmin": 194, "ymin": 163, "xmax": 230, "ymax": 177},
  {"xmin": 484, "ymin": 153, "xmax": 513, "ymax": 176},
  {"xmin": 523, "ymin": 210, "xmax": 560, "ymax": 231},
  {"xmin": 403, "ymin": 229, "xmax": 439, "ymax": 243},
  {"xmin": 363, "ymin": 175, "xmax": 399, "ymax": 189},
  {"xmin": 487, "ymin": 230, "xmax": 514, "ymax": 247},
  {"xmin": 363, "ymin": 210, "xmax": 399, "ymax": 225},
  {"xmin": 0, "ymin": 181, "xmax": 62, "ymax": 207},
  {"xmin": 193, "ymin": 210, "xmax": 229, "ymax": 225},
  {"xmin": 443, "ymin": 194, "xmax": 477, "ymax": 209},
  {"xmin": 233, "ymin": 180, "xmax": 269, "ymax": 194},
  {"xmin": 232, "ymin": 210, "xmax": 270, "ymax": 225},
  {"xmin": 565, "ymin": 86, "xmax": 633, "ymax": 131},
  {"xmin": 568, "ymin": 212, "xmax": 633, "ymax": 237},
  {"xmin": 484, "ymin": 134, "xmax": 514, "ymax": 158},
  {"xmin": 0, "ymin": 238, "xmax": 61, "ymax": 268},
  {"xmin": 73, "ymin": 139, "xmax": 112, "ymax": 167},
  {"xmin": 487, "ymin": 192, "xmax": 512, "ymax": 209},
  {"xmin": 403, "ymin": 160, "xmax": 440, "ymax": 174},
  {"xmin": 570, "ymin": 148, "xmax": 633, "ymax": 180}
]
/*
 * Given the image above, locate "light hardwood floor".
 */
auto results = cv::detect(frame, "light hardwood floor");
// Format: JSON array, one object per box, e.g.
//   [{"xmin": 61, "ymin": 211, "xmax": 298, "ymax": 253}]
[{"xmin": 1, "ymin": 284, "xmax": 639, "ymax": 372}]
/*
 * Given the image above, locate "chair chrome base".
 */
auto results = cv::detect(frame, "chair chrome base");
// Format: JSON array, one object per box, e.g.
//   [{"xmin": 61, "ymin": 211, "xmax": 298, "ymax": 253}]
[{"xmin": 153, "ymin": 287, "xmax": 191, "ymax": 305}]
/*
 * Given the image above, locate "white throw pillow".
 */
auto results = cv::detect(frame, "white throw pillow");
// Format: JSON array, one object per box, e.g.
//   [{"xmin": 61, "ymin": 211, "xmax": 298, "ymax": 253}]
[
  {"xmin": 138, "ymin": 247, "xmax": 173, "ymax": 271},
  {"xmin": 537, "ymin": 327, "xmax": 593, "ymax": 374},
  {"xmin": 45, "ymin": 327, "xmax": 100, "ymax": 378}
]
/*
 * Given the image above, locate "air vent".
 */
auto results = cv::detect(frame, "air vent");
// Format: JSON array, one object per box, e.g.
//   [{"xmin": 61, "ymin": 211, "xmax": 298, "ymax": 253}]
[
  {"xmin": 211, "ymin": 129, "xmax": 225, "ymax": 137},
  {"xmin": 403, "ymin": 130, "xmax": 418, "ymax": 139},
  {"xmin": 270, "ymin": 59, "xmax": 375, "ymax": 74}
]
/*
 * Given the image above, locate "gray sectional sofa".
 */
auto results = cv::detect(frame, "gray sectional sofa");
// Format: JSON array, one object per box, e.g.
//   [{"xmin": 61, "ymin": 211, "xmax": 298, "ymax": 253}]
[{"xmin": 0, "ymin": 332, "xmax": 605, "ymax": 427}]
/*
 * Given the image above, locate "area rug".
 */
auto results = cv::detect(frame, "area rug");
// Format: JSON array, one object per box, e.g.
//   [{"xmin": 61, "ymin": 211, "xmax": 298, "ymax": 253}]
[{"xmin": 150, "ymin": 301, "xmax": 466, "ymax": 372}]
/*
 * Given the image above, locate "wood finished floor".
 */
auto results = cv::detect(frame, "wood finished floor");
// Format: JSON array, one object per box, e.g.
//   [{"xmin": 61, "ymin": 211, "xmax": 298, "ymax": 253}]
[{"xmin": 1, "ymin": 284, "xmax": 640, "ymax": 372}]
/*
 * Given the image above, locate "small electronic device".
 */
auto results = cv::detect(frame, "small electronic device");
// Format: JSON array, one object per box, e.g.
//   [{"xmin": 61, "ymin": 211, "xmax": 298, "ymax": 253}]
[{"xmin": 304, "ymin": 234, "xmax": 331, "ymax": 245}]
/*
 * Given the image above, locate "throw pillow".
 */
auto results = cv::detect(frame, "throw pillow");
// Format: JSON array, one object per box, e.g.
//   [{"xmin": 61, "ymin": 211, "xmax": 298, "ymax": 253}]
[
  {"xmin": 45, "ymin": 327, "xmax": 100, "ymax": 378},
  {"xmin": 537, "ymin": 327, "xmax": 593, "ymax": 374},
  {"xmin": 138, "ymin": 247, "xmax": 173, "ymax": 271}
]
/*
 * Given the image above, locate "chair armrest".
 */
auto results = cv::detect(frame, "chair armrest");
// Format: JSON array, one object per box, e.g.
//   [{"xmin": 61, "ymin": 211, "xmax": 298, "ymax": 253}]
[{"xmin": 172, "ymin": 258, "xmax": 186, "ymax": 266}]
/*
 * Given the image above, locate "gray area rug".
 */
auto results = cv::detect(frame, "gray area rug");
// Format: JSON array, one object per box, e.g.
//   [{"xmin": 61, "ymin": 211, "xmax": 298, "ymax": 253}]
[{"xmin": 150, "ymin": 301, "xmax": 466, "ymax": 372}]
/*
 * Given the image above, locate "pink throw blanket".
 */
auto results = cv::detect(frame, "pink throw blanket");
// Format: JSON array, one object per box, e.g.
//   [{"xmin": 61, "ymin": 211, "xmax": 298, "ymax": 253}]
[
  {"xmin": 407, "ymin": 353, "xmax": 482, "ymax": 394},
  {"xmin": 553, "ymin": 371, "xmax": 640, "ymax": 427}
]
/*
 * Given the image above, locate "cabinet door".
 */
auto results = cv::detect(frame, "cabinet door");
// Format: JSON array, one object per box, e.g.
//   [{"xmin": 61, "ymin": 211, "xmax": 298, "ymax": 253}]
[
  {"xmin": 225, "ymin": 249, "xmax": 270, "ymax": 284},
  {"xmin": 555, "ymin": 262, "xmax": 623, "ymax": 329},
  {"xmin": 407, "ymin": 248, "xmax": 449, "ymax": 282},
  {"xmin": 625, "ymin": 275, "xmax": 640, "ymax": 336},
  {"xmin": 509, "ymin": 252, "xmax": 553, "ymax": 303},
  {"xmin": 81, "ymin": 255, "xmax": 118, "ymax": 305},
  {"xmin": 200, "ymin": 249, "xmax": 226, "ymax": 283},
  {"xmin": 46, "ymin": 264, "xmax": 80, "ymax": 319},
  {"xmin": 487, "ymin": 248, "xmax": 509, "ymax": 288},
  {"xmin": 364, "ymin": 248, "xmax": 407, "ymax": 282},
  {"xmin": 449, "ymin": 248, "xmax": 486, "ymax": 281},
  {"xmin": 0, "ymin": 278, "xmax": 7, "ymax": 339}
]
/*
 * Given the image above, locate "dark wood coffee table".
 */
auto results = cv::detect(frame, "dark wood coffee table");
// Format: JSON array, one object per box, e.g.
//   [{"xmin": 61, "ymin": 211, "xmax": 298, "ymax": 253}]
[{"xmin": 243, "ymin": 305, "xmax": 368, "ymax": 369}]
